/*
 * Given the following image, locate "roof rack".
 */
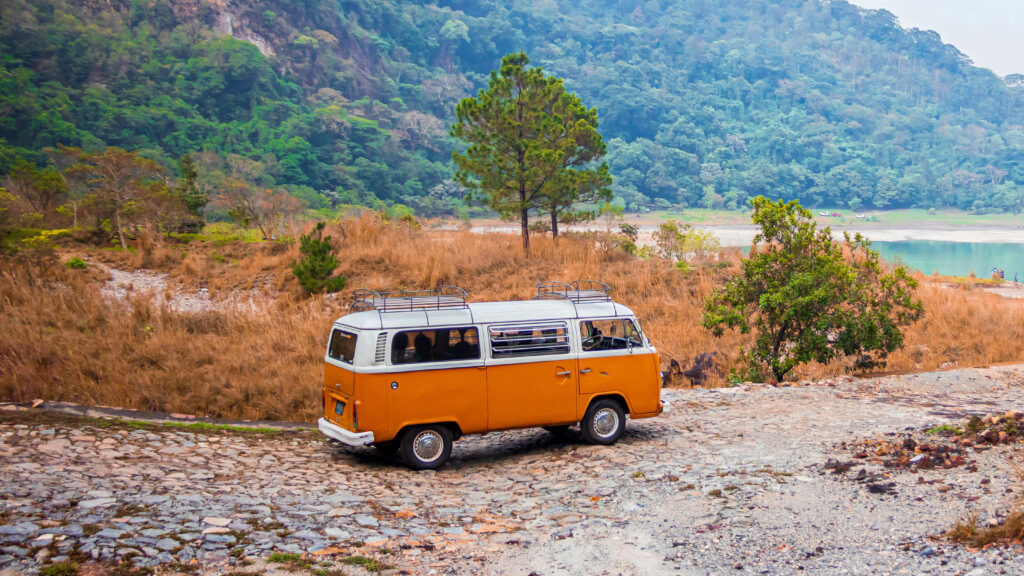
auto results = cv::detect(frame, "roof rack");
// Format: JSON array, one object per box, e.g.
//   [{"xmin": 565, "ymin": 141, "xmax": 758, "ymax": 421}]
[
  {"xmin": 535, "ymin": 280, "xmax": 612, "ymax": 303},
  {"xmin": 351, "ymin": 285, "xmax": 469, "ymax": 313}
]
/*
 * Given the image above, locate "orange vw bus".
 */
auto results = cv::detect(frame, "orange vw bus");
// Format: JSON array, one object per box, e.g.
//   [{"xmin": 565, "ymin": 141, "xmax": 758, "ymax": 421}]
[{"xmin": 318, "ymin": 281, "xmax": 663, "ymax": 469}]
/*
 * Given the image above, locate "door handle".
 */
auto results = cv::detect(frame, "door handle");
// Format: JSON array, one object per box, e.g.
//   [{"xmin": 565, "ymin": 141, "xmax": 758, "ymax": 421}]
[
  {"xmin": 555, "ymin": 371, "xmax": 571, "ymax": 376},
  {"xmin": 580, "ymin": 368, "xmax": 593, "ymax": 374}
]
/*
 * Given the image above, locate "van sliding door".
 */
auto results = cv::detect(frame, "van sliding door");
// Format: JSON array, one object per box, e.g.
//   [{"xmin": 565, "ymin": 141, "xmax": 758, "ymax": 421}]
[{"xmin": 485, "ymin": 322, "xmax": 576, "ymax": 430}]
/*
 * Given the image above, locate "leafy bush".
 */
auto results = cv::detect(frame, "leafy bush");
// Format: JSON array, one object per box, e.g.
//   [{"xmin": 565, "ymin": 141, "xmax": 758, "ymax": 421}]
[
  {"xmin": 654, "ymin": 220, "xmax": 719, "ymax": 263},
  {"xmin": 704, "ymin": 197, "xmax": 924, "ymax": 382},
  {"xmin": 399, "ymin": 212, "xmax": 421, "ymax": 230},
  {"xmin": 529, "ymin": 219, "xmax": 552, "ymax": 235}
]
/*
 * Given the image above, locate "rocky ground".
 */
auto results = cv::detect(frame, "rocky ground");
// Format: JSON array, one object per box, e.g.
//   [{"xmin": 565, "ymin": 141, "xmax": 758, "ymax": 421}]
[
  {"xmin": 98, "ymin": 265, "xmax": 272, "ymax": 313},
  {"xmin": 4, "ymin": 366, "xmax": 1024, "ymax": 576}
]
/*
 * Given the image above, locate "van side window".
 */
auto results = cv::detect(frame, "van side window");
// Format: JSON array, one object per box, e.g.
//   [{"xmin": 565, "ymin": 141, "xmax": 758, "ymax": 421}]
[
  {"xmin": 489, "ymin": 322, "xmax": 570, "ymax": 358},
  {"xmin": 580, "ymin": 319, "xmax": 642, "ymax": 352},
  {"xmin": 392, "ymin": 328, "xmax": 480, "ymax": 364},
  {"xmin": 328, "ymin": 329, "xmax": 358, "ymax": 364}
]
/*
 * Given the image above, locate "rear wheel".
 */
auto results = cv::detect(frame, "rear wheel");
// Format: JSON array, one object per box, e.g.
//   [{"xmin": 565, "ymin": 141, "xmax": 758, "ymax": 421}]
[
  {"xmin": 400, "ymin": 425, "xmax": 453, "ymax": 470},
  {"xmin": 581, "ymin": 398, "xmax": 625, "ymax": 445}
]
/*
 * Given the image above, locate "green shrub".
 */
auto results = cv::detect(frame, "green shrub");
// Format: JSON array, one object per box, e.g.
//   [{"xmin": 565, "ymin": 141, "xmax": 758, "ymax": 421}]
[
  {"xmin": 292, "ymin": 222, "xmax": 346, "ymax": 295},
  {"xmin": 965, "ymin": 414, "xmax": 984, "ymax": 433},
  {"xmin": 268, "ymin": 552, "xmax": 302, "ymax": 563},
  {"xmin": 65, "ymin": 256, "xmax": 88, "ymax": 269},
  {"xmin": 342, "ymin": 555, "xmax": 392, "ymax": 572},
  {"xmin": 40, "ymin": 562, "xmax": 80, "ymax": 576},
  {"xmin": 925, "ymin": 424, "xmax": 962, "ymax": 435}
]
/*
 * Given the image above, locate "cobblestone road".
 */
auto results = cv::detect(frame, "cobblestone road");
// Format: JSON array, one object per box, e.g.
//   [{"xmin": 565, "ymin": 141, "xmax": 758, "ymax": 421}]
[{"xmin": 4, "ymin": 366, "xmax": 1024, "ymax": 575}]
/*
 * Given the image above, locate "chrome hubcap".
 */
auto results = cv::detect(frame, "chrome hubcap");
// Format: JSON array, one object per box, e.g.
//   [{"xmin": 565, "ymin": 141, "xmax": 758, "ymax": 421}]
[
  {"xmin": 593, "ymin": 408, "xmax": 619, "ymax": 438},
  {"xmin": 413, "ymin": 430, "xmax": 443, "ymax": 462}
]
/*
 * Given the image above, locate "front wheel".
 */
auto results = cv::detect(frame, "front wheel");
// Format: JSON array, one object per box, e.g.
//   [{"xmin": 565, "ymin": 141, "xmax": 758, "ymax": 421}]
[
  {"xmin": 400, "ymin": 425, "xmax": 453, "ymax": 470},
  {"xmin": 581, "ymin": 399, "xmax": 625, "ymax": 445}
]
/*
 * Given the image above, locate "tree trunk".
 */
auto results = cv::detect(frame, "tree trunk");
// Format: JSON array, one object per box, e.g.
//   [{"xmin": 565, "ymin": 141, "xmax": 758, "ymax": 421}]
[
  {"xmin": 520, "ymin": 207, "xmax": 531, "ymax": 256},
  {"xmin": 115, "ymin": 210, "xmax": 127, "ymax": 250},
  {"xmin": 550, "ymin": 210, "xmax": 559, "ymax": 238},
  {"xmin": 256, "ymin": 219, "xmax": 270, "ymax": 241},
  {"xmin": 769, "ymin": 325, "xmax": 789, "ymax": 385}
]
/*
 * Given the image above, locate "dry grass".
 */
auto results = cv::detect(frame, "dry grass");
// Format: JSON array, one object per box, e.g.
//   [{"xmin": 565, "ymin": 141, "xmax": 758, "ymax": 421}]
[
  {"xmin": 0, "ymin": 261, "xmax": 330, "ymax": 421},
  {"xmin": 948, "ymin": 510, "xmax": 981, "ymax": 543},
  {"xmin": 886, "ymin": 282, "xmax": 1024, "ymax": 372},
  {"xmin": 948, "ymin": 463, "xmax": 1024, "ymax": 547},
  {"xmin": 3, "ymin": 213, "xmax": 1024, "ymax": 421}
]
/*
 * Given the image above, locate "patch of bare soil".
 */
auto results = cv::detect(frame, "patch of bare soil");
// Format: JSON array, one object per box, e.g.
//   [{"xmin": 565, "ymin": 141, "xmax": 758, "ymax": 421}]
[
  {"xmin": 981, "ymin": 283, "xmax": 1024, "ymax": 299},
  {"xmin": 96, "ymin": 262, "xmax": 269, "ymax": 313}
]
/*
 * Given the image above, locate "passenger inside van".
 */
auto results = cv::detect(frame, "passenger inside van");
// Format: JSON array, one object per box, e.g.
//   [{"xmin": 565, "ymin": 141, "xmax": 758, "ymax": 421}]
[
  {"xmin": 413, "ymin": 333, "xmax": 432, "ymax": 362},
  {"xmin": 431, "ymin": 329, "xmax": 452, "ymax": 360},
  {"xmin": 451, "ymin": 328, "xmax": 479, "ymax": 359},
  {"xmin": 392, "ymin": 332, "xmax": 411, "ymax": 363}
]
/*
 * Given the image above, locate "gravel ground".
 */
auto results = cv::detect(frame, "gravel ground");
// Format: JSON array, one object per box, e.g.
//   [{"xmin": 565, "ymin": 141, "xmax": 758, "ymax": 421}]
[{"xmin": 3, "ymin": 366, "xmax": 1024, "ymax": 575}]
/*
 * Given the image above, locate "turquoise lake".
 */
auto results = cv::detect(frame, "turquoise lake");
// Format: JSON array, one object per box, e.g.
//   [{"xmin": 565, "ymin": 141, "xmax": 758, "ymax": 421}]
[{"xmin": 872, "ymin": 241, "xmax": 1024, "ymax": 278}]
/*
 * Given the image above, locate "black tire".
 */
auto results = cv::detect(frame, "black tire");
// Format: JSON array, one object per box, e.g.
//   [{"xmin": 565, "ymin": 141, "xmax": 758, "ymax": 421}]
[
  {"xmin": 581, "ymin": 398, "xmax": 625, "ymax": 445},
  {"xmin": 543, "ymin": 425, "xmax": 572, "ymax": 435},
  {"xmin": 373, "ymin": 441, "xmax": 399, "ymax": 455},
  {"xmin": 400, "ymin": 425, "xmax": 453, "ymax": 470}
]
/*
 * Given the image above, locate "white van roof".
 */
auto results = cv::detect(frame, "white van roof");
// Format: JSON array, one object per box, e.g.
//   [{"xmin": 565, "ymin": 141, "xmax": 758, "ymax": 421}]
[{"xmin": 334, "ymin": 299, "xmax": 636, "ymax": 331}]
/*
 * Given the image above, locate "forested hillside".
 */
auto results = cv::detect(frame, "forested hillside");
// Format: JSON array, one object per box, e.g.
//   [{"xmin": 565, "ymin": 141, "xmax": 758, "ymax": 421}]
[{"xmin": 2, "ymin": 0, "xmax": 1022, "ymax": 215}]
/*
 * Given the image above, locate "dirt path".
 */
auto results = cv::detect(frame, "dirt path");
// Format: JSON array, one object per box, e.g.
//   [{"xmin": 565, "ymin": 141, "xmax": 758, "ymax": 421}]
[{"xmin": 3, "ymin": 366, "xmax": 1024, "ymax": 575}]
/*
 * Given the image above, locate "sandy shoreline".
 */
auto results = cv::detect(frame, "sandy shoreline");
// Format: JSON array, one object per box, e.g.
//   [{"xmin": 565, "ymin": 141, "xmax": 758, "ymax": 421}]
[
  {"xmin": 705, "ymin": 224, "xmax": 1024, "ymax": 246},
  {"xmin": 467, "ymin": 223, "xmax": 1024, "ymax": 247}
]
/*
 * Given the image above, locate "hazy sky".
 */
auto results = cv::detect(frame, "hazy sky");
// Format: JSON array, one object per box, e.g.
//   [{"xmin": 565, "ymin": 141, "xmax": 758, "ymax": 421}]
[{"xmin": 848, "ymin": 0, "xmax": 1023, "ymax": 77}]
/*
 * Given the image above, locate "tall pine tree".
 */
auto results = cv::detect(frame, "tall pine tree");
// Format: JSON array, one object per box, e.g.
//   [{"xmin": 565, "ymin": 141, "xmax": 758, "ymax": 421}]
[{"xmin": 451, "ymin": 52, "xmax": 610, "ymax": 253}]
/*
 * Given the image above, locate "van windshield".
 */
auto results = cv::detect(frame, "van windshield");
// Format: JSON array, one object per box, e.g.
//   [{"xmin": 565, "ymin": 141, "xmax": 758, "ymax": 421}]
[
  {"xmin": 580, "ymin": 319, "xmax": 642, "ymax": 352},
  {"xmin": 328, "ymin": 329, "xmax": 358, "ymax": 364}
]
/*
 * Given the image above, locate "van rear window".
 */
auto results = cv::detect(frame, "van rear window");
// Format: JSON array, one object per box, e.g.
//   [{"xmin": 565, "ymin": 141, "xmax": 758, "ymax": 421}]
[
  {"xmin": 489, "ymin": 322, "xmax": 570, "ymax": 358},
  {"xmin": 328, "ymin": 329, "xmax": 358, "ymax": 364}
]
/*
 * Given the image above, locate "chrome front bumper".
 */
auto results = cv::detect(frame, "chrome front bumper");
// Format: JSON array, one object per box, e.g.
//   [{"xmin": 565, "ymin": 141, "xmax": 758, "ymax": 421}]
[{"xmin": 318, "ymin": 418, "xmax": 375, "ymax": 446}]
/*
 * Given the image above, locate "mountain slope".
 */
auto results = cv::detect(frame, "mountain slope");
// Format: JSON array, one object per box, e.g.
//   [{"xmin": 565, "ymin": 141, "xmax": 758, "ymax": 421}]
[{"xmin": 1, "ymin": 0, "xmax": 1022, "ymax": 213}]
